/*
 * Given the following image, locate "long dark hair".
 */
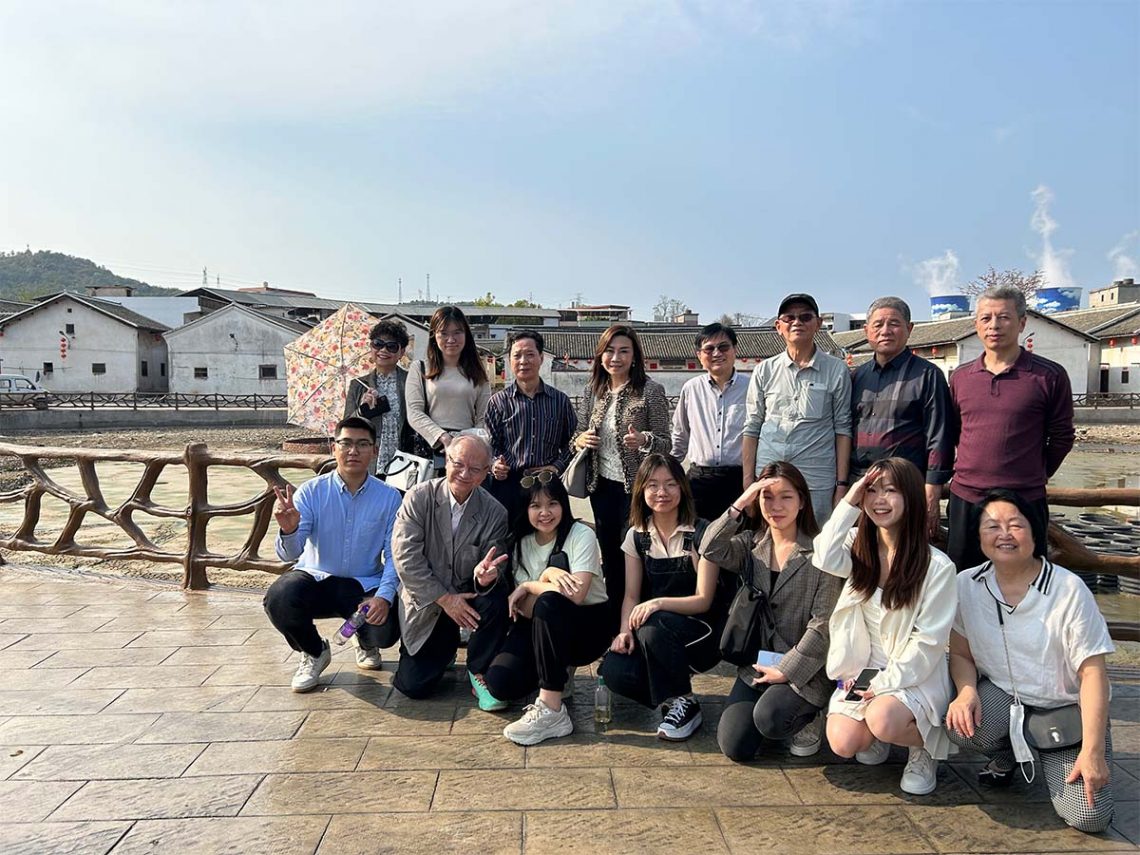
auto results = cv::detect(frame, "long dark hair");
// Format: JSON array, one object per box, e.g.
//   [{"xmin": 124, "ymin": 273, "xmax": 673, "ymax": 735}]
[
  {"xmin": 629, "ymin": 454, "xmax": 695, "ymax": 531},
  {"xmin": 750, "ymin": 461, "xmax": 819, "ymax": 538},
  {"xmin": 425, "ymin": 306, "xmax": 487, "ymax": 385},
  {"xmin": 849, "ymin": 457, "xmax": 929, "ymax": 610},
  {"xmin": 510, "ymin": 475, "xmax": 577, "ymax": 574},
  {"xmin": 588, "ymin": 324, "xmax": 647, "ymax": 398},
  {"xmin": 977, "ymin": 489, "xmax": 1047, "ymax": 559}
]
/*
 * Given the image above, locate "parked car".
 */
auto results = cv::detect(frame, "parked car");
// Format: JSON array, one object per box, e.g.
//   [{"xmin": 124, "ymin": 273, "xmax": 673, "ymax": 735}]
[{"xmin": 0, "ymin": 374, "xmax": 50, "ymax": 409}]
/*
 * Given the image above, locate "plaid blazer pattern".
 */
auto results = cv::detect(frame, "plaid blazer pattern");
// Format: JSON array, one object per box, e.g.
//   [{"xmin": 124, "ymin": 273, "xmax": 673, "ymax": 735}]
[{"xmin": 572, "ymin": 378, "xmax": 671, "ymax": 494}]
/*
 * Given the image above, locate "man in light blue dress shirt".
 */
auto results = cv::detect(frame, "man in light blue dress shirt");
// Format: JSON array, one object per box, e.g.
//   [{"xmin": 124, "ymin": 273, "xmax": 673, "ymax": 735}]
[{"xmin": 265, "ymin": 417, "xmax": 404, "ymax": 692}]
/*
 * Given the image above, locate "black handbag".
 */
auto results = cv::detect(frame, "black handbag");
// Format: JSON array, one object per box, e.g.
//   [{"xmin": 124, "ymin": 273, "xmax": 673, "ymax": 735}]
[
  {"xmin": 1024, "ymin": 704, "xmax": 1083, "ymax": 750},
  {"xmin": 719, "ymin": 554, "xmax": 778, "ymax": 667}
]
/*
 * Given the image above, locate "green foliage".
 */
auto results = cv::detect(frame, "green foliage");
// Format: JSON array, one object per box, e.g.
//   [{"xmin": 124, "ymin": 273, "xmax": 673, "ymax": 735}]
[
  {"xmin": 473, "ymin": 291, "xmax": 500, "ymax": 306},
  {"xmin": 0, "ymin": 250, "xmax": 180, "ymax": 301}
]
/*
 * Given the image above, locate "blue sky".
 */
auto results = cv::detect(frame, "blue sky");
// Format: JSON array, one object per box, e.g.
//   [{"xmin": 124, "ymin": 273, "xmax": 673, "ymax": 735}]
[{"xmin": 1, "ymin": 1, "xmax": 1137, "ymax": 322}]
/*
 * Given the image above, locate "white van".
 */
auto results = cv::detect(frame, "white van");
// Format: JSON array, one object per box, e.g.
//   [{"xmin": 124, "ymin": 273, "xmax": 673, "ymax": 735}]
[{"xmin": 0, "ymin": 374, "xmax": 50, "ymax": 409}]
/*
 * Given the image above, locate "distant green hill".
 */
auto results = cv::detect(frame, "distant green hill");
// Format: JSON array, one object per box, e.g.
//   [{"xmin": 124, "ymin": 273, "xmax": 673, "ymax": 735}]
[{"xmin": 0, "ymin": 250, "xmax": 180, "ymax": 300}]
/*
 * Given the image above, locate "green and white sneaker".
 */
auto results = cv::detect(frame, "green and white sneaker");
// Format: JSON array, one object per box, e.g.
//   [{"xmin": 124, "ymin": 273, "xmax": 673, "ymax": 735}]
[{"xmin": 469, "ymin": 671, "xmax": 508, "ymax": 711}]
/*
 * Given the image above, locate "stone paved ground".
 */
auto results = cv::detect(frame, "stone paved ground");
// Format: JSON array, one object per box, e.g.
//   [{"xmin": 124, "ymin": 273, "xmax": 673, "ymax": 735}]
[{"xmin": 0, "ymin": 565, "xmax": 1135, "ymax": 855}]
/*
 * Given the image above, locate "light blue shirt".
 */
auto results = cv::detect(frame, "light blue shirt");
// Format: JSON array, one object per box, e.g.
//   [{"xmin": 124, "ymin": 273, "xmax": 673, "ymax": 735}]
[{"xmin": 275, "ymin": 471, "xmax": 403, "ymax": 604}]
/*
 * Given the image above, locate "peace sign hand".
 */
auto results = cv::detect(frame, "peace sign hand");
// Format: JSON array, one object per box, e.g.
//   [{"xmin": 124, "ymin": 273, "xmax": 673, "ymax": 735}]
[
  {"xmin": 474, "ymin": 546, "xmax": 508, "ymax": 587},
  {"xmin": 273, "ymin": 484, "xmax": 301, "ymax": 534}
]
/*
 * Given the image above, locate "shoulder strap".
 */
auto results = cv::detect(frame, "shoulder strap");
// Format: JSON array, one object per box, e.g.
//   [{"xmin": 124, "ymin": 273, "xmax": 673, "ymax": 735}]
[{"xmin": 634, "ymin": 529, "xmax": 651, "ymax": 564}]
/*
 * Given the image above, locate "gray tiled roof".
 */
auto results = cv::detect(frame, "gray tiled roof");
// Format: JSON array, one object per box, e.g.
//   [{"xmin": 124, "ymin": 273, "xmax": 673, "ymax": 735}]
[
  {"xmin": 539, "ymin": 330, "xmax": 842, "ymax": 361},
  {"xmin": 0, "ymin": 293, "xmax": 169, "ymax": 331},
  {"xmin": 182, "ymin": 288, "xmax": 561, "ymax": 319},
  {"xmin": 1051, "ymin": 303, "xmax": 1140, "ymax": 336},
  {"xmin": 840, "ymin": 310, "xmax": 1096, "ymax": 352}
]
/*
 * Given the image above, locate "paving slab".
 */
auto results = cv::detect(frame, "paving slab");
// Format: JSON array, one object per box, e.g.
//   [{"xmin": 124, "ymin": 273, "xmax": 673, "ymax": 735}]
[
  {"xmin": 433, "ymin": 768, "xmax": 615, "ymax": 811},
  {"xmin": 716, "ymin": 805, "xmax": 933, "ymax": 854},
  {"xmin": 0, "ymin": 745, "xmax": 45, "ymax": 780},
  {"xmin": 48, "ymin": 774, "xmax": 262, "ymax": 821},
  {"xmin": 318, "ymin": 811, "xmax": 522, "ymax": 855},
  {"xmin": 185, "ymin": 738, "xmax": 369, "ymax": 776},
  {"xmin": 0, "ymin": 820, "xmax": 131, "ymax": 855},
  {"xmin": 523, "ymin": 807, "xmax": 728, "ymax": 854},
  {"xmin": 357, "ymin": 734, "xmax": 525, "ymax": 770},
  {"xmin": 240, "ymin": 770, "xmax": 437, "ymax": 815},
  {"xmin": 0, "ymin": 714, "xmax": 160, "ymax": 745},
  {"xmin": 35, "ymin": 647, "xmax": 180, "ymax": 668},
  {"xmin": 111, "ymin": 815, "xmax": 329, "ymax": 855},
  {"xmin": 133, "ymin": 710, "xmax": 308, "ymax": 743},
  {"xmin": 12, "ymin": 742, "xmax": 205, "ymax": 780},
  {"xmin": 68, "ymin": 664, "xmax": 218, "ymax": 690},
  {"xmin": 0, "ymin": 779, "xmax": 84, "ymax": 821},
  {"xmin": 613, "ymin": 764, "xmax": 800, "ymax": 808},
  {"xmin": 906, "ymin": 802, "xmax": 1133, "ymax": 852},
  {"xmin": 0, "ymin": 688, "xmax": 121, "ymax": 716},
  {"xmin": 102, "ymin": 685, "xmax": 257, "ymax": 713}
]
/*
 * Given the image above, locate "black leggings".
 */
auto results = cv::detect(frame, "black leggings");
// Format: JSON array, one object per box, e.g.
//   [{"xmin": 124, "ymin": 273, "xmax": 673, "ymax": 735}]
[
  {"xmin": 590, "ymin": 477, "xmax": 631, "ymax": 633},
  {"xmin": 484, "ymin": 592, "xmax": 611, "ymax": 700},
  {"xmin": 717, "ymin": 677, "xmax": 820, "ymax": 762}
]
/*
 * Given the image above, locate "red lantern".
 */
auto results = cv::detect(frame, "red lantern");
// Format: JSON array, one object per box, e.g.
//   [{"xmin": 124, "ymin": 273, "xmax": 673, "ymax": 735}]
[
  {"xmin": 1109, "ymin": 338, "xmax": 1117, "ymax": 348},
  {"xmin": 59, "ymin": 336, "xmax": 68, "ymax": 360}
]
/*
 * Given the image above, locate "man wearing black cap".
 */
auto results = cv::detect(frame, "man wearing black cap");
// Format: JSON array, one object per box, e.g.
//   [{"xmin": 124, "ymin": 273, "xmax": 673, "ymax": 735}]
[{"xmin": 742, "ymin": 293, "xmax": 852, "ymax": 522}]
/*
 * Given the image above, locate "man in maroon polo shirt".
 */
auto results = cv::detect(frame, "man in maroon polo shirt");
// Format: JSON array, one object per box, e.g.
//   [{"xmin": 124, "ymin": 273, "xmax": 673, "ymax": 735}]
[{"xmin": 947, "ymin": 284, "xmax": 1074, "ymax": 570}]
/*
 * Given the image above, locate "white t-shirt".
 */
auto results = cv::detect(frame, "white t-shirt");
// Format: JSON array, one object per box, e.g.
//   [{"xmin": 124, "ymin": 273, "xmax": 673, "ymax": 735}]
[
  {"xmin": 954, "ymin": 560, "xmax": 1115, "ymax": 709},
  {"xmin": 514, "ymin": 521, "xmax": 607, "ymax": 606}
]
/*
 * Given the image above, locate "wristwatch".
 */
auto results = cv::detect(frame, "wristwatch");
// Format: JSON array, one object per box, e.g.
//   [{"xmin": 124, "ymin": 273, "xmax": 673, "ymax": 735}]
[{"xmin": 835, "ymin": 479, "xmax": 851, "ymax": 487}]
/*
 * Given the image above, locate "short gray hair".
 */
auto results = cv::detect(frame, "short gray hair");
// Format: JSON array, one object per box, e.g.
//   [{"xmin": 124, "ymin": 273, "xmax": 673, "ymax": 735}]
[
  {"xmin": 866, "ymin": 296, "xmax": 912, "ymax": 324},
  {"xmin": 449, "ymin": 432, "xmax": 492, "ymax": 465},
  {"xmin": 977, "ymin": 284, "xmax": 1027, "ymax": 318}
]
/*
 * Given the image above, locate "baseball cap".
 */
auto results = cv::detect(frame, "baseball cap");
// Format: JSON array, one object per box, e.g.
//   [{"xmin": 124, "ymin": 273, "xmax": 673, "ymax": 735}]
[{"xmin": 777, "ymin": 293, "xmax": 820, "ymax": 317}]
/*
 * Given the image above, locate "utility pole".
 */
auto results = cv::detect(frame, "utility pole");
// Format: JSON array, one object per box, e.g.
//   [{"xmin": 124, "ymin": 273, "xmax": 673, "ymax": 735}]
[
  {"xmin": 202, "ymin": 267, "xmax": 208, "ymax": 286},
  {"xmin": 426, "ymin": 273, "xmax": 431, "ymax": 303},
  {"xmin": 398, "ymin": 277, "xmax": 403, "ymax": 303}
]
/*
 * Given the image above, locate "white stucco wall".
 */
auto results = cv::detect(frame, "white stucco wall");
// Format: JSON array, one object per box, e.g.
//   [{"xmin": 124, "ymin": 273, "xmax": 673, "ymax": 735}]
[
  {"xmin": 166, "ymin": 309, "xmax": 297, "ymax": 395},
  {"xmin": 1098, "ymin": 342, "xmax": 1140, "ymax": 393},
  {"xmin": 0, "ymin": 299, "xmax": 157, "ymax": 392}
]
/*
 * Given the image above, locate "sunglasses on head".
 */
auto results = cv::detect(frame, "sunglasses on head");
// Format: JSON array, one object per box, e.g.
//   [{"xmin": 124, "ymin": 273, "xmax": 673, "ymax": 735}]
[
  {"xmin": 370, "ymin": 340, "xmax": 403, "ymax": 353},
  {"xmin": 520, "ymin": 470, "xmax": 555, "ymax": 489}
]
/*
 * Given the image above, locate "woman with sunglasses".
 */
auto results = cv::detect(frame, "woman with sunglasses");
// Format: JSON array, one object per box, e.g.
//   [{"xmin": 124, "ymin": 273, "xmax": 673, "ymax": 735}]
[
  {"xmin": 598, "ymin": 454, "xmax": 726, "ymax": 742},
  {"xmin": 406, "ymin": 306, "xmax": 490, "ymax": 471},
  {"xmin": 483, "ymin": 472, "xmax": 610, "ymax": 746},
  {"xmin": 814, "ymin": 457, "xmax": 956, "ymax": 796},
  {"xmin": 345, "ymin": 319, "xmax": 415, "ymax": 476},
  {"xmin": 572, "ymin": 324, "xmax": 670, "ymax": 631}
]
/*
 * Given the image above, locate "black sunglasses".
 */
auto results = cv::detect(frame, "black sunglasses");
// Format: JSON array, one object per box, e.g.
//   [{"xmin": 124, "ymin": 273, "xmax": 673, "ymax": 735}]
[
  {"xmin": 778, "ymin": 312, "xmax": 816, "ymax": 324},
  {"xmin": 699, "ymin": 342, "xmax": 733, "ymax": 355},
  {"xmin": 370, "ymin": 340, "xmax": 403, "ymax": 353},
  {"xmin": 520, "ymin": 470, "xmax": 555, "ymax": 489}
]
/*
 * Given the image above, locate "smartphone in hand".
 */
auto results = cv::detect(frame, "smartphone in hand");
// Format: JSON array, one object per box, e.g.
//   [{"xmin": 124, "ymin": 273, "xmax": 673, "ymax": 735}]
[
  {"xmin": 845, "ymin": 668, "xmax": 879, "ymax": 702},
  {"xmin": 756, "ymin": 650, "xmax": 782, "ymax": 669}
]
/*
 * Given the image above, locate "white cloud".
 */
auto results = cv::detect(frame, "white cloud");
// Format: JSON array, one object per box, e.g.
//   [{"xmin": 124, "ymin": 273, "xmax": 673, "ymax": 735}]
[
  {"xmin": 911, "ymin": 249, "xmax": 961, "ymax": 296},
  {"xmin": 1030, "ymin": 184, "xmax": 1075, "ymax": 287},
  {"xmin": 1108, "ymin": 230, "xmax": 1139, "ymax": 280}
]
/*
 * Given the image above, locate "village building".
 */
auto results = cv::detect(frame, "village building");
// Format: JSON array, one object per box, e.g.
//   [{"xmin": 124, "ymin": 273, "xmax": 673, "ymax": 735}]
[
  {"xmin": 1053, "ymin": 302, "xmax": 1140, "ymax": 394},
  {"xmin": 0, "ymin": 293, "xmax": 169, "ymax": 392}
]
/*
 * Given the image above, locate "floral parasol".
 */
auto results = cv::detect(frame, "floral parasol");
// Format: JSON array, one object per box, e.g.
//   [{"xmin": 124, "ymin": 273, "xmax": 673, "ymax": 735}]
[{"xmin": 284, "ymin": 303, "xmax": 380, "ymax": 435}]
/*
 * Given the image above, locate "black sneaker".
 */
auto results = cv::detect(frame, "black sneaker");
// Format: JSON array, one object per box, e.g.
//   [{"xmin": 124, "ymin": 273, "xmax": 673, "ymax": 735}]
[
  {"xmin": 657, "ymin": 696, "xmax": 702, "ymax": 741},
  {"xmin": 977, "ymin": 759, "xmax": 1016, "ymax": 788}
]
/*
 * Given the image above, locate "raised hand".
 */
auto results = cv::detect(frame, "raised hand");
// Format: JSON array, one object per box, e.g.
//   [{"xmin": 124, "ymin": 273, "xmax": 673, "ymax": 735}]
[
  {"xmin": 273, "ymin": 484, "xmax": 301, "ymax": 534},
  {"xmin": 622, "ymin": 423, "xmax": 644, "ymax": 450},
  {"xmin": 845, "ymin": 466, "xmax": 883, "ymax": 508},
  {"xmin": 491, "ymin": 455, "xmax": 510, "ymax": 481},
  {"xmin": 474, "ymin": 546, "xmax": 508, "ymax": 587}
]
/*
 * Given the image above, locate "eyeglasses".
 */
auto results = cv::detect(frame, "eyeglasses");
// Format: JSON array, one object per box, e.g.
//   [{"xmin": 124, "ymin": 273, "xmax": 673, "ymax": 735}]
[
  {"xmin": 698, "ymin": 342, "xmax": 733, "ymax": 355},
  {"xmin": 334, "ymin": 439, "xmax": 375, "ymax": 451},
  {"xmin": 446, "ymin": 458, "xmax": 488, "ymax": 476},
  {"xmin": 436, "ymin": 331, "xmax": 464, "ymax": 342},
  {"xmin": 520, "ymin": 470, "xmax": 554, "ymax": 488},
  {"xmin": 370, "ymin": 340, "xmax": 403, "ymax": 353},
  {"xmin": 778, "ymin": 312, "xmax": 816, "ymax": 324}
]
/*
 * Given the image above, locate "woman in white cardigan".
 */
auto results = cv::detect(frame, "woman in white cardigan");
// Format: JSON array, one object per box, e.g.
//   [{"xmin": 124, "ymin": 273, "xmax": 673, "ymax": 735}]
[{"xmin": 813, "ymin": 457, "xmax": 956, "ymax": 796}]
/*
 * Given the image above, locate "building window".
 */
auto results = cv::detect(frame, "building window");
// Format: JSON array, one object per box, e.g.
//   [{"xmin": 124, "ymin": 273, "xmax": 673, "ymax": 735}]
[
  {"xmin": 259, "ymin": 364, "xmax": 278, "ymax": 380},
  {"xmin": 141, "ymin": 360, "xmax": 149, "ymax": 377},
  {"xmin": 92, "ymin": 363, "xmax": 106, "ymax": 375},
  {"xmin": 160, "ymin": 362, "xmax": 166, "ymax": 377},
  {"xmin": 194, "ymin": 367, "xmax": 208, "ymax": 379},
  {"xmin": 43, "ymin": 362, "xmax": 53, "ymax": 375},
  {"xmin": 1123, "ymin": 367, "xmax": 1131, "ymax": 384},
  {"xmin": 65, "ymin": 323, "xmax": 75, "ymax": 335}
]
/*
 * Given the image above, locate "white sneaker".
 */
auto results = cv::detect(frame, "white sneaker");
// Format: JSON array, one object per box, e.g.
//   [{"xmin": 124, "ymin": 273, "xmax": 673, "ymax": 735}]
[
  {"xmin": 350, "ymin": 633, "xmax": 382, "ymax": 670},
  {"xmin": 855, "ymin": 738, "xmax": 891, "ymax": 765},
  {"xmin": 291, "ymin": 641, "xmax": 331, "ymax": 693},
  {"xmin": 789, "ymin": 711, "xmax": 823, "ymax": 757},
  {"xmin": 503, "ymin": 698, "xmax": 574, "ymax": 746},
  {"xmin": 900, "ymin": 747, "xmax": 938, "ymax": 795}
]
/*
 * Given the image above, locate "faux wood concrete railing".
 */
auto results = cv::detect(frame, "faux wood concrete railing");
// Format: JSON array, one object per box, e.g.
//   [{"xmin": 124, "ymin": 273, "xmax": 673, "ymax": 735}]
[{"xmin": 0, "ymin": 441, "xmax": 332, "ymax": 589}]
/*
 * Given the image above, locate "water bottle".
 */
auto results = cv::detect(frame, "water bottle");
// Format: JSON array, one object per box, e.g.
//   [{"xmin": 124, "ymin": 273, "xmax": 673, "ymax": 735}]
[
  {"xmin": 594, "ymin": 676, "xmax": 612, "ymax": 726},
  {"xmin": 332, "ymin": 604, "xmax": 370, "ymax": 646}
]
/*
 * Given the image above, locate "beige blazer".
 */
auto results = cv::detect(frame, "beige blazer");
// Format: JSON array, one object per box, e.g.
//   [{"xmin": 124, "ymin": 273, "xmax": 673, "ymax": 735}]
[{"xmin": 392, "ymin": 478, "xmax": 508, "ymax": 655}]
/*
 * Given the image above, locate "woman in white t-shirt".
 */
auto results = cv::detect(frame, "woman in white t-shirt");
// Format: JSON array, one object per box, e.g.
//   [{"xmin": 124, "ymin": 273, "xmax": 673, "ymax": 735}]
[
  {"xmin": 813, "ymin": 457, "xmax": 956, "ymax": 797},
  {"xmin": 483, "ymin": 474, "xmax": 610, "ymax": 746},
  {"xmin": 946, "ymin": 489, "xmax": 1115, "ymax": 834}
]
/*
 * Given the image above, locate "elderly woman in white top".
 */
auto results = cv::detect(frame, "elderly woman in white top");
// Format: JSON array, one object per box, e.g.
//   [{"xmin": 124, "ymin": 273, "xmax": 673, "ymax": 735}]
[
  {"xmin": 813, "ymin": 457, "xmax": 956, "ymax": 796},
  {"xmin": 406, "ymin": 306, "xmax": 490, "ymax": 467},
  {"xmin": 946, "ymin": 489, "xmax": 1115, "ymax": 834}
]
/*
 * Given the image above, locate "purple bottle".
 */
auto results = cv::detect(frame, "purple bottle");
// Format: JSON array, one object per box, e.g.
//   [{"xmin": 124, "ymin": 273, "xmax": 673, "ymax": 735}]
[{"xmin": 332, "ymin": 604, "xmax": 370, "ymax": 646}]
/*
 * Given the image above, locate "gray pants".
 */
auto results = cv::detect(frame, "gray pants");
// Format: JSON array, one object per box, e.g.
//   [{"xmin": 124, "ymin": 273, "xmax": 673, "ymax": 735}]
[{"xmin": 947, "ymin": 679, "xmax": 1114, "ymax": 834}]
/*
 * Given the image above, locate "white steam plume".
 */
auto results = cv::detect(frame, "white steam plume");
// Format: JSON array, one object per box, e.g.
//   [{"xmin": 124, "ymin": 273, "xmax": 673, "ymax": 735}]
[
  {"xmin": 1030, "ymin": 184, "xmax": 1075, "ymax": 287},
  {"xmin": 913, "ymin": 250, "xmax": 961, "ymax": 296},
  {"xmin": 1108, "ymin": 231, "xmax": 1139, "ymax": 280}
]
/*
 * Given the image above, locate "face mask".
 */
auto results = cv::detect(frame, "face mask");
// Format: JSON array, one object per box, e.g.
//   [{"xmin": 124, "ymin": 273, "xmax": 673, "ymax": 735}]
[{"xmin": 991, "ymin": 590, "xmax": 1037, "ymax": 783}]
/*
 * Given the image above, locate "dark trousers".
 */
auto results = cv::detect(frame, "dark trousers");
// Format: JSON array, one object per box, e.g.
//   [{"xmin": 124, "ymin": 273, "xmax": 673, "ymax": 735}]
[
  {"xmin": 599, "ymin": 610, "xmax": 719, "ymax": 708},
  {"xmin": 590, "ymin": 477, "xmax": 631, "ymax": 632},
  {"xmin": 717, "ymin": 677, "xmax": 820, "ymax": 762},
  {"xmin": 689, "ymin": 466, "xmax": 744, "ymax": 523},
  {"xmin": 488, "ymin": 471, "xmax": 525, "ymax": 528},
  {"xmin": 392, "ymin": 584, "xmax": 509, "ymax": 700},
  {"xmin": 263, "ymin": 570, "xmax": 400, "ymax": 658},
  {"xmin": 948, "ymin": 492, "xmax": 1050, "ymax": 572},
  {"xmin": 484, "ymin": 592, "xmax": 611, "ymax": 700}
]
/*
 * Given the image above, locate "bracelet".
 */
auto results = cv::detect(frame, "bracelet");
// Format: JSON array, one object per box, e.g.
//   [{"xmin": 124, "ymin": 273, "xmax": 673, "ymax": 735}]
[
  {"xmin": 835, "ymin": 479, "xmax": 851, "ymax": 488},
  {"xmin": 729, "ymin": 504, "xmax": 745, "ymax": 515}
]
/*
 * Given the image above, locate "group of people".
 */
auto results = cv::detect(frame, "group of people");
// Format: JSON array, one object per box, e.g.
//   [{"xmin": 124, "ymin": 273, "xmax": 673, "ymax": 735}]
[{"xmin": 262, "ymin": 286, "xmax": 1115, "ymax": 835}]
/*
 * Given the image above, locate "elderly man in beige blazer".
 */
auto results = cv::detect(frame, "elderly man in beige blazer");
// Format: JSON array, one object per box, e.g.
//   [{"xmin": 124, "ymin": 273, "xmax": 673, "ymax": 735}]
[{"xmin": 392, "ymin": 434, "xmax": 510, "ymax": 703}]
